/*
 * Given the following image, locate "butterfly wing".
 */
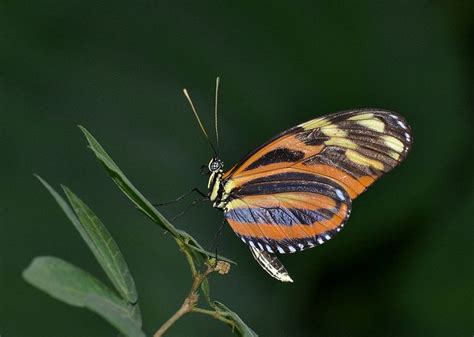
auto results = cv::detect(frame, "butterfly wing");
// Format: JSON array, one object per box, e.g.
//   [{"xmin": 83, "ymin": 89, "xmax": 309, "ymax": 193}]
[
  {"xmin": 223, "ymin": 109, "xmax": 411, "ymax": 254},
  {"xmin": 224, "ymin": 109, "xmax": 411, "ymax": 199},
  {"xmin": 225, "ymin": 173, "xmax": 352, "ymax": 253}
]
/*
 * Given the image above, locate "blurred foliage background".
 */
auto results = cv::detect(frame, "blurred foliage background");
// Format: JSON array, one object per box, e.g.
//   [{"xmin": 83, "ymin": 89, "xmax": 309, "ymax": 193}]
[{"xmin": 1, "ymin": 1, "xmax": 473, "ymax": 336}]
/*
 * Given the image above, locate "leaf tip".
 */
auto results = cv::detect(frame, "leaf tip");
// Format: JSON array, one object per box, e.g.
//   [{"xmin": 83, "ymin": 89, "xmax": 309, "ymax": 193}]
[
  {"xmin": 21, "ymin": 259, "xmax": 34, "ymax": 282},
  {"xmin": 60, "ymin": 184, "xmax": 70, "ymax": 192},
  {"xmin": 34, "ymin": 174, "xmax": 51, "ymax": 190},
  {"xmin": 22, "ymin": 256, "xmax": 46, "ymax": 285},
  {"xmin": 77, "ymin": 125, "xmax": 91, "ymax": 138}
]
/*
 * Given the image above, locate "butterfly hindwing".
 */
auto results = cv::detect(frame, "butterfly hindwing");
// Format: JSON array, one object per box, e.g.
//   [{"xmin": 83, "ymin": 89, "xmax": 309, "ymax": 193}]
[
  {"xmin": 225, "ymin": 173, "xmax": 351, "ymax": 253},
  {"xmin": 222, "ymin": 109, "xmax": 411, "ymax": 253}
]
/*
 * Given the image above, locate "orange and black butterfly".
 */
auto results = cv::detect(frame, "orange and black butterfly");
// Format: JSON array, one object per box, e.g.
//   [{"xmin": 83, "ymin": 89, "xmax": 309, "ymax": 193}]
[{"xmin": 179, "ymin": 78, "xmax": 412, "ymax": 282}]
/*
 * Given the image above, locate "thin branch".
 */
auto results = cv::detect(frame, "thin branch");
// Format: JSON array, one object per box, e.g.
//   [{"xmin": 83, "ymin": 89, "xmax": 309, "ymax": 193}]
[
  {"xmin": 191, "ymin": 307, "xmax": 234, "ymax": 326},
  {"xmin": 153, "ymin": 264, "xmax": 215, "ymax": 337},
  {"xmin": 153, "ymin": 296, "xmax": 194, "ymax": 337}
]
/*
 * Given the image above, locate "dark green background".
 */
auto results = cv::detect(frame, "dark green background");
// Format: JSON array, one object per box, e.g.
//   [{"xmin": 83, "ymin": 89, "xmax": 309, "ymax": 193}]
[{"xmin": 1, "ymin": 1, "xmax": 473, "ymax": 336}]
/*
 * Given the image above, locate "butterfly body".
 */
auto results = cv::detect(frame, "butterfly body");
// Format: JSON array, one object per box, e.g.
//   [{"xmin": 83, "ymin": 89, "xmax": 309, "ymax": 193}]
[{"xmin": 204, "ymin": 109, "xmax": 412, "ymax": 282}]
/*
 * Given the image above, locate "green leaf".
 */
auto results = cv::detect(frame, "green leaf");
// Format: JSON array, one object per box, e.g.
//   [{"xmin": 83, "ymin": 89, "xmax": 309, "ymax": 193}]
[
  {"xmin": 78, "ymin": 125, "xmax": 180, "ymax": 237},
  {"xmin": 85, "ymin": 295, "xmax": 145, "ymax": 337},
  {"xmin": 23, "ymin": 256, "xmax": 116, "ymax": 306},
  {"xmin": 214, "ymin": 301, "xmax": 258, "ymax": 337},
  {"xmin": 201, "ymin": 278, "xmax": 212, "ymax": 307},
  {"xmin": 61, "ymin": 185, "xmax": 138, "ymax": 304},
  {"xmin": 35, "ymin": 175, "xmax": 141, "ymax": 324},
  {"xmin": 23, "ymin": 257, "xmax": 145, "ymax": 337},
  {"xmin": 78, "ymin": 126, "xmax": 236, "ymax": 264}
]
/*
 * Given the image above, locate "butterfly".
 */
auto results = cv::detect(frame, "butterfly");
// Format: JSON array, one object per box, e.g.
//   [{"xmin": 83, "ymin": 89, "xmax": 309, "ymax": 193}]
[{"xmin": 180, "ymin": 78, "xmax": 412, "ymax": 282}]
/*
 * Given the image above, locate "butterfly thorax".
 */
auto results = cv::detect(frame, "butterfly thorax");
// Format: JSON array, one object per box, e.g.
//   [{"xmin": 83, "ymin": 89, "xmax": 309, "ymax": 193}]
[{"xmin": 207, "ymin": 158, "xmax": 231, "ymax": 210}]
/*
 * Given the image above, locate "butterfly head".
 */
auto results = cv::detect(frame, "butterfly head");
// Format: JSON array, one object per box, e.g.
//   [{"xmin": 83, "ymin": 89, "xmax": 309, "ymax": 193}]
[{"xmin": 208, "ymin": 157, "xmax": 224, "ymax": 173}]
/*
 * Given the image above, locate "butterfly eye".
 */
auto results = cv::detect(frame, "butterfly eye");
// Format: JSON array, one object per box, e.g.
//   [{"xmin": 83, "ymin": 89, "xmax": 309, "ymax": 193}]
[{"xmin": 208, "ymin": 159, "xmax": 223, "ymax": 172}]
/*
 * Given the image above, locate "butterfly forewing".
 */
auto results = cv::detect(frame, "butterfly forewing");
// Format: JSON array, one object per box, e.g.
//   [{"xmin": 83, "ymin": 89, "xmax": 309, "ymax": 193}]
[{"xmin": 222, "ymin": 109, "xmax": 412, "ymax": 254}]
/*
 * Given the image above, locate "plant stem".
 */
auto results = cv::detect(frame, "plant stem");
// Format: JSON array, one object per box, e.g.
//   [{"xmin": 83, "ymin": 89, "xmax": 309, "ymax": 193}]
[
  {"xmin": 153, "ymin": 297, "xmax": 193, "ymax": 337},
  {"xmin": 153, "ymin": 264, "xmax": 214, "ymax": 337},
  {"xmin": 191, "ymin": 307, "xmax": 234, "ymax": 326}
]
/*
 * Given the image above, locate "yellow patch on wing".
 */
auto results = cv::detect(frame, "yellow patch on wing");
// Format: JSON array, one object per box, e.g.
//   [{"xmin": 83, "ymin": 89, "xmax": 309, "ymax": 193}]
[
  {"xmin": 388, "ymin": 151, "xmax": 400, "ymax": 160},
  {"xmin": 300, "ymin": 117, "xmax": 328, "ymax": 130},
  {"xmin": 347, "ymin": 113, "xmax": 374, "ymax": 121},
  {"xmin": 382, "ymin": 135, "xmax": 405, "ymax": 152},
  {"xmin": 345, "ymin": 149, "xmax": 384, "ymax": 170},
  {"xmin": 321, "ymin": 125, "xmax": 348, "ymax": 137},
  {"xmin": 225, "ymin": 198, "xmax": 247, "ymax": 210},
  {"xmin": 356, "ymin": 119, "xmax": 385, "ymax": 132},
  {"xmin": 324, "ymin": 137, "xmax": 358, "ymax": 149}
]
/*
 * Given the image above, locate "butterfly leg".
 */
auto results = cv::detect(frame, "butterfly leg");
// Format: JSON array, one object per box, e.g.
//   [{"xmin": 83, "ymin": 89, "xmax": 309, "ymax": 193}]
[
  {"xmin": 249, "ymin": 246, "xmax": 293, "ymax": 283},
  {"xmin": 170, "ymin": 197, "xmax": 208, "ymax": 221},
  {"xmin": 209, "ymin": 217, "xmax": 227, "ymax": 263},
  {"xmin": 153, "ymin": 187, "xmax": 208, "ymax": 206}
]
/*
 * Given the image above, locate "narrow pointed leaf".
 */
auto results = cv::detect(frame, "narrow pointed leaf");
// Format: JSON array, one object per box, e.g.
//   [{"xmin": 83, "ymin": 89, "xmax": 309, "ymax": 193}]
[
  {"xmin": 23, "ymin": 257, "xmax": 145, "ymax": 337},
  {"xmin": 78, "ymin": 125, "xmax": 180, "ymax": 237},
  {"xmin": 214, "ymin": 301, "xmax": 258, "ymax": 337},
  {"xmin": 35, "ymin": 175, "xmax": 140, "ymax": 323},
  {"xmin": 62, "ymin": 186, "xmax": 138, "ymax": 304}
]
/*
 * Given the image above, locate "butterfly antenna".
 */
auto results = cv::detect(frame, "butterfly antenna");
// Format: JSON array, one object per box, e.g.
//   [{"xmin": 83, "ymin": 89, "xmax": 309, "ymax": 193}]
[
  {"xmin": 183, "ymin": 88, "xmax": 218, "ymax": 156},
  {"xmin": 214, "ymin": 76, "xmax": 220, "ymax": 154}
]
